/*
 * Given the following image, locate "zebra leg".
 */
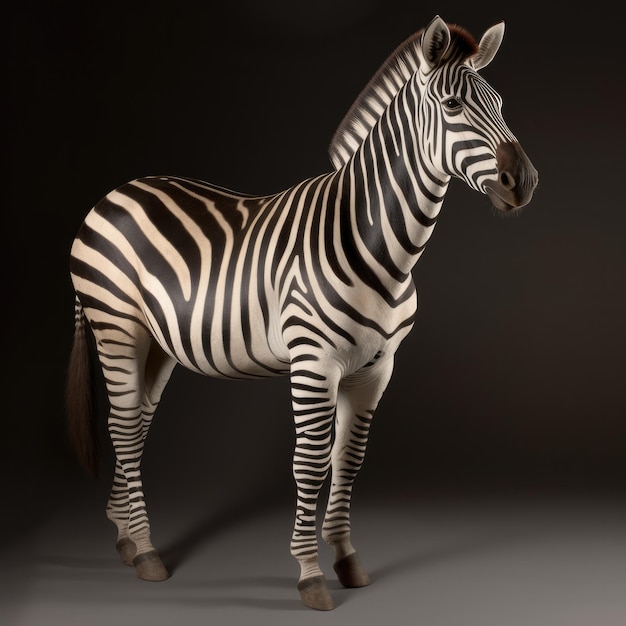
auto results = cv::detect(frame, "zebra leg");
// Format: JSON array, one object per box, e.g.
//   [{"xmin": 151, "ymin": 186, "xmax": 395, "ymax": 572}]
[
  {"xmin": 105, "ymin": 340, "xmax": 177, "ymax": 573},
  {"xmin": 96, "ymin": 325, "xmax": 173, "ymax": 582},
  {"xmin": 106, "ymin": 458, "xmax": 135, "ymax": 566},
  {"xmin": 322, "ymin": 357, "xmax": 395, "ymax": 588},
  {"xmin": 290, "ymin": 365, "xmax": 338, "ymax": 611}
]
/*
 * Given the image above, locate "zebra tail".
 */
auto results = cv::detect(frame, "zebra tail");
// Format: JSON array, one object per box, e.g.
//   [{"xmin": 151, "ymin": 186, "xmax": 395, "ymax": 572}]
[{"xmin": 65, "ymin": 296, "xmax": 100, "ymax": 476}]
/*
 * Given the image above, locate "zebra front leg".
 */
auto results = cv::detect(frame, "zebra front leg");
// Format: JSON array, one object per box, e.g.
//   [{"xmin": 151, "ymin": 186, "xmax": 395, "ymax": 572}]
[
  {"xmin": 323, "ymin": 357, "xmax": 394, "ymax": 588},
  {"xmin": 290, "ymin": 366, "xmax": 338, "ymax": 610}
]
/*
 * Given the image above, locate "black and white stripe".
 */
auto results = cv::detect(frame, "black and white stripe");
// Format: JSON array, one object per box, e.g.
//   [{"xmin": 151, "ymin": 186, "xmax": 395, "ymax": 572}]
[{"xmin": 66, "ymin": 16, "xmax": 537, "ymax": 610}]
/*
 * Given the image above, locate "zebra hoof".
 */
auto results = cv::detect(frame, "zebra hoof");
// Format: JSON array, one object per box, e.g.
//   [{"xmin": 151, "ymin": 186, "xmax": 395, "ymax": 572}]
[
  {"xmin": 133, "ymin": 550, "xmax": 169, "ymax": 581},
  {"xmin": 116, "ymin": 538, "xmax": 136, "ymax": 566},
  {"xmin": 334, "ymin": 552, "xmax": 370, "ymax": 588},
  {"xmin": 297, "ymin": 575, "xmax": 334, "ymax": 610}
]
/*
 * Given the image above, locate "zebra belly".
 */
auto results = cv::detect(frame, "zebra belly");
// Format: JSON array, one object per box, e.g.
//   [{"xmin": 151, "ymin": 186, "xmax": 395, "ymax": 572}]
[{"xmin": 143, "ymin": 292, "xmax": 291, "ymax": 380}]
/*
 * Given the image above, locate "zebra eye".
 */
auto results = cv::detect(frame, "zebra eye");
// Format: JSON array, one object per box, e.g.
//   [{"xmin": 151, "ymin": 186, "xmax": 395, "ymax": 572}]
[{"xmin": 443, "ymin": 97, "xmax": 462, "ymax": 110}]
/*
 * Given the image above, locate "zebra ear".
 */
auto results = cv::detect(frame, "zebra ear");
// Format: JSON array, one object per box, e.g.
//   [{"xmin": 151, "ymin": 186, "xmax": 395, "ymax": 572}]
[
  {"xmin": 472, "ymin": 21, "xmax": 505, "ymax": 70},
  {"xmin": 421, "ymin": 15, "xmax": 451, "ymax": 69}
]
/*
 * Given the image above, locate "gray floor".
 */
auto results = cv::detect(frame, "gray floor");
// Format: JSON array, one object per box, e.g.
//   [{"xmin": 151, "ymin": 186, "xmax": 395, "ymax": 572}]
[{"xmin": 4, "ymin": 489, "xmax": 626, "ymax": 626}]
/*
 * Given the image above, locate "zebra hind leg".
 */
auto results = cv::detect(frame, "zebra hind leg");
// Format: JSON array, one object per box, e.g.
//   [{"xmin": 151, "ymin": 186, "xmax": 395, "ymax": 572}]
[
  {"xmin": 98, "ymin": 327, "xmax": 176, "ymax": 581},
  {"xmin": 106, "ymin": 458, "xmax": 136, "ymax": 566},
  {"xmin": 106, "ymin": 342, "xmax": 176, "ymax": 580}
]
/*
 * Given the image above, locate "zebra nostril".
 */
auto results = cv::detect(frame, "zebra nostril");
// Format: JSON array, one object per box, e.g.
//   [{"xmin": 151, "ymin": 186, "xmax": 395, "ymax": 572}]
[{"xmin": 500, "ymin": 171, "xmax": 515, "ymax": 190}]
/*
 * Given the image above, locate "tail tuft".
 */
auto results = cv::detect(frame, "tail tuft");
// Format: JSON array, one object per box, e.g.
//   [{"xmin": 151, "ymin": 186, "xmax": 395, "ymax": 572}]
[{"xmin": 65, "ymin": 297, "xmax": 100, "ymax": 476}]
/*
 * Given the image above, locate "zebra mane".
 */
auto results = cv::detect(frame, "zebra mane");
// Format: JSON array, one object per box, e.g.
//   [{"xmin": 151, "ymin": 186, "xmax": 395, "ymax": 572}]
[{"xmin": 328, "ymin": 24, "xmax": 479, "ymax": 169}]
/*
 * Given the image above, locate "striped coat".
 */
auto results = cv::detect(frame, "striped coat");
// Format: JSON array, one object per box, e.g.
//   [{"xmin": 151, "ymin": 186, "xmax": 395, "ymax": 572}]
[{"xmin": 67, "ymin": 16, "xmax": 537, "ymax": 610}]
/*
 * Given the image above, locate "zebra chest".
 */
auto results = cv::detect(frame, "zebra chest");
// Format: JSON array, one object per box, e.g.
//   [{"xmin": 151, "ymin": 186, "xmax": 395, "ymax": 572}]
[
  {"xmin": 276, "ymin": 276, "xmax": 418, "ymax": 376},
  {"xmin": 335, "ymin": 314, "xmax": 416, "ymax": 374}
]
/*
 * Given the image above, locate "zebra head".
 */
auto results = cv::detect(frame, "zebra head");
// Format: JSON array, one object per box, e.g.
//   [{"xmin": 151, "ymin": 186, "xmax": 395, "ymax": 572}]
[{"xmin": 417, "ymin": 16, "xmax": 538, "ymax": 212}]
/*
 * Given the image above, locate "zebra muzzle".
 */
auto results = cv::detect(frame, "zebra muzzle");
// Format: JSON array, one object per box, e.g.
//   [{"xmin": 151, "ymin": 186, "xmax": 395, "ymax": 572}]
[{"xmin": 485, "ymin": 141, "xmax": 538, "ymax": 211}]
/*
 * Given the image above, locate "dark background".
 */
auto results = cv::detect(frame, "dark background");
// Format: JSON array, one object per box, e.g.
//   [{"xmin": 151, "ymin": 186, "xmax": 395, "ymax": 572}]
[{"xmin": 5, "ymin": 0, "xmax": 625, "ymax": 542}]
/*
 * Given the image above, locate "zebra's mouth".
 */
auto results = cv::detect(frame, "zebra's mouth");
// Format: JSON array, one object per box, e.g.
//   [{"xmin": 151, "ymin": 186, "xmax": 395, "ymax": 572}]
[{"xmin": 484, "ymin": 186, "xmax": 517, "ymax": 212}]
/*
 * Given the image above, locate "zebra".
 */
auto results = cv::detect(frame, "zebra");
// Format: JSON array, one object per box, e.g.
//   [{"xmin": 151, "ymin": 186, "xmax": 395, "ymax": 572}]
[{"xmin": 66, "ymin": 16, "xmax": 538, "ymax": 611}]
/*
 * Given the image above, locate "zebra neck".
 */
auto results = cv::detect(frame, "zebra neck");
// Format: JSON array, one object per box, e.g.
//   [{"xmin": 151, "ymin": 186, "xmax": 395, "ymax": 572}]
[{"xmin": 339, "ymin": 107, "xmax": 449, "ymax": 281}]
